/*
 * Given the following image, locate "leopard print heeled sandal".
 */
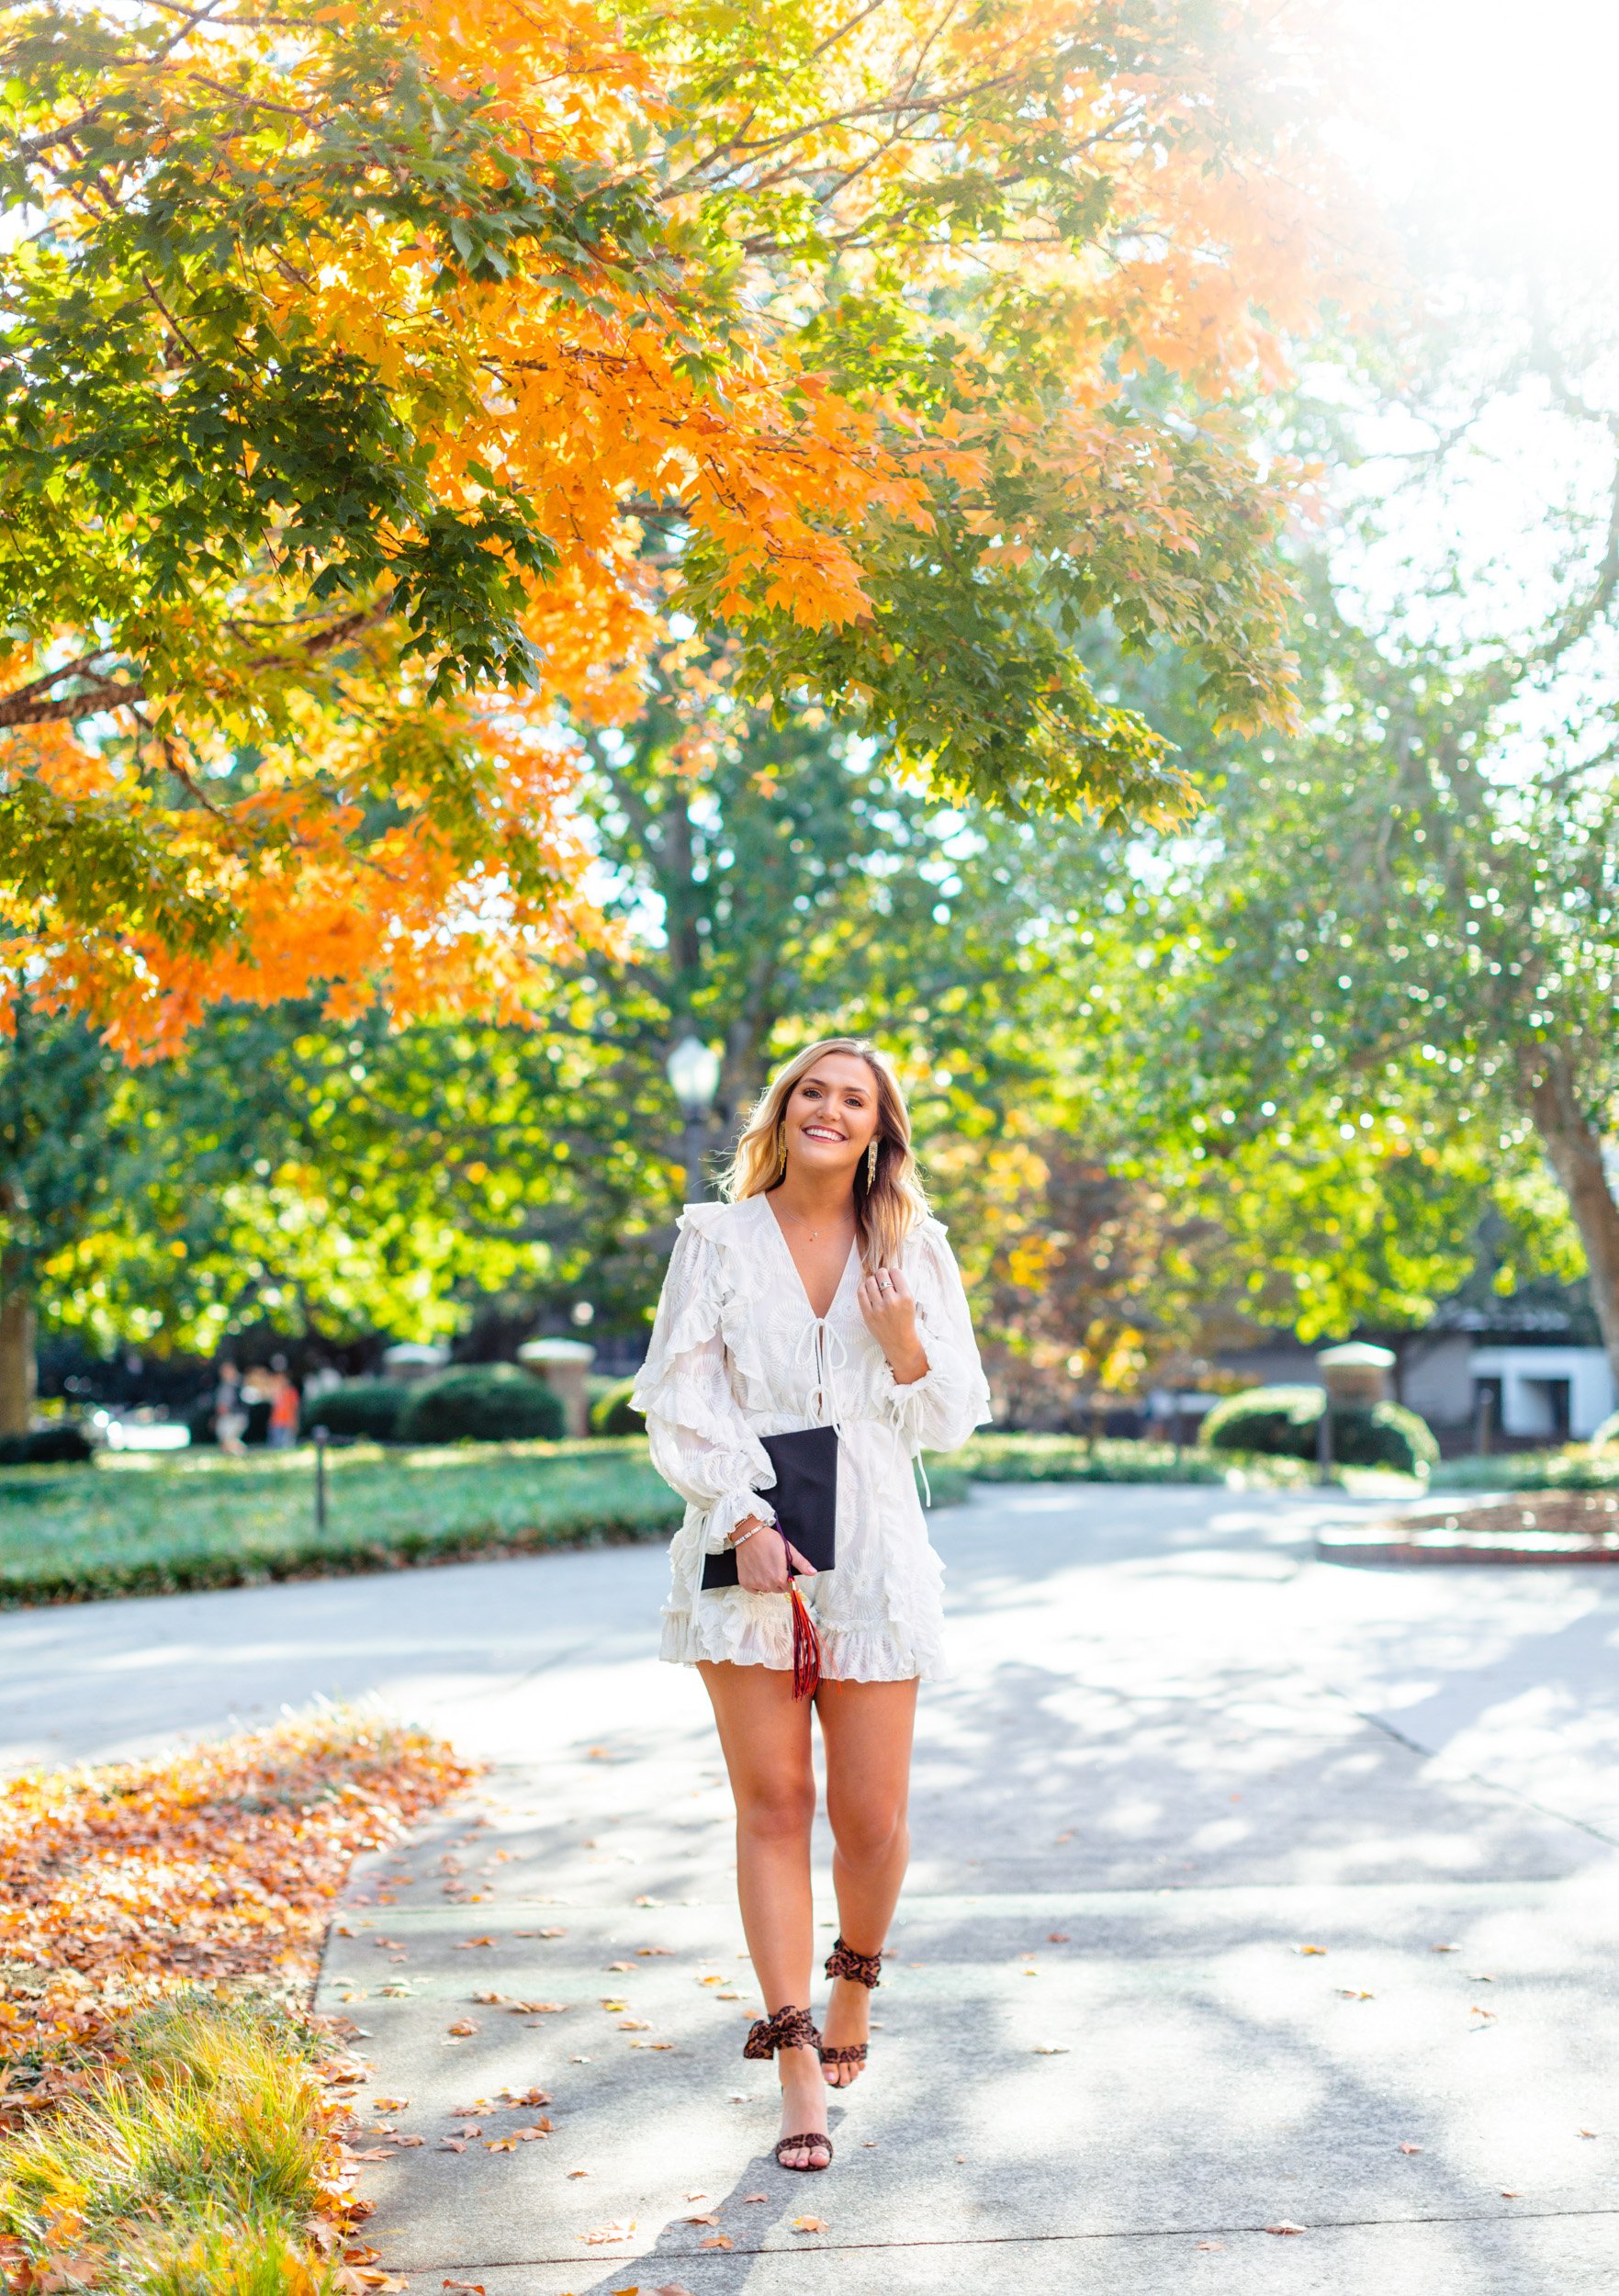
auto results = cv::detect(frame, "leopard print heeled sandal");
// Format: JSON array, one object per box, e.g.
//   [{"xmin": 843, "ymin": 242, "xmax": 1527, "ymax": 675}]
[
  {"xmin": 820, "ymin": 1937, "xmax": 883, "ymax": 2079},
  {"xmin": 742, "ymin": 2004, "xmax": 833, "ymax": 2171}
]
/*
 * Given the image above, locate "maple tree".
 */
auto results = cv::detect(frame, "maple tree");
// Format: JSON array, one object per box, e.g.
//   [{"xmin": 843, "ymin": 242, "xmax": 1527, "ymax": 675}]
[{"xmin": 1, "ymin": 0, "xmax": 1355, "ymax": 1058}]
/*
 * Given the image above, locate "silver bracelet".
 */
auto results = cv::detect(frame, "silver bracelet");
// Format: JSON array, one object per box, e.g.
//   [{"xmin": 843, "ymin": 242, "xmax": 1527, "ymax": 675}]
[{"xmin": 729, "ymin": 1524, "xmax": 766, "ymax": 1548}]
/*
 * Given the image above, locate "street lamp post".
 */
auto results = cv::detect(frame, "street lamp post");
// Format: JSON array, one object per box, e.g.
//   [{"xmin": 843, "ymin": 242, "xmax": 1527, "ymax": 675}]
[{"xmin": 666, "ymin": 1034, "xmax": 722, "ymax": 1203}]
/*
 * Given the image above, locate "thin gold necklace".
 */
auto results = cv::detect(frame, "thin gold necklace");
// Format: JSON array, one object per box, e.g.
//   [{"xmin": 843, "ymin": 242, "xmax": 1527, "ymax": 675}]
[{"xmin": 778, "ymin": 1202, "xmax": 850, "ymax": 1245}]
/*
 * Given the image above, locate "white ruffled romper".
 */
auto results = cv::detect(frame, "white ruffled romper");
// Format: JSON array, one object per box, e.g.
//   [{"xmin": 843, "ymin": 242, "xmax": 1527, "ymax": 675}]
[{"xmin": 631, "ymin": 1195, "xmax": 993, "ymax": 1683}]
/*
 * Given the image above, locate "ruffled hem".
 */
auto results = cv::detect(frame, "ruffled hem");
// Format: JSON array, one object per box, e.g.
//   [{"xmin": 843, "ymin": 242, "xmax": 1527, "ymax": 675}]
[{"xmin": 659, "ymin": 1600, "xmax": 947, "ymax": 1683}]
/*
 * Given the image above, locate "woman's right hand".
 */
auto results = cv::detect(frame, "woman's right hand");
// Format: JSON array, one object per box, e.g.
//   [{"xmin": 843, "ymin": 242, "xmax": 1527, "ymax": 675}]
[{"xmin": 733, "ymin": 1516, "xmax": 813, "ymax": 1593}]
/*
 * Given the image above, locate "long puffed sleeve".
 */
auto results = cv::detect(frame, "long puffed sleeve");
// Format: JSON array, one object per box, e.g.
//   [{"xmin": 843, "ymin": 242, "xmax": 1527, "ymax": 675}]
[
  {"xmin": 877, "ymin": 1219, "xmax": 994, "ymax": 1457},
  {"xmin": 631, "ymin": 1218, "xmax": 780, "ymax": 1554}
]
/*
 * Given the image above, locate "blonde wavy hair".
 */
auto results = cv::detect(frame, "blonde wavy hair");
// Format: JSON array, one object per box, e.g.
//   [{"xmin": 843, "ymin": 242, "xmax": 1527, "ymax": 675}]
[{"xmin": 722, "ymin": 1037, "xmax": 929, "ymax": 1272}]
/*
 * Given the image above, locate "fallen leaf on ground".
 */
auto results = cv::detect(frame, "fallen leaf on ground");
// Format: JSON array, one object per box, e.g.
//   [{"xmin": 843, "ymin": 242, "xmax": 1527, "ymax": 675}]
[
  {"xmin": 437, "ymin": 2140, "xmax": 467, "ymax": 2155},
  {"xmin": 514, "ymin": 2122, "xmax": 553, "ymax": 2140},
  {"xmin": 655, "ymin": 2282, "xmax": 697, "ymax": 2294},
  {"xmin": 1431, "ymin": 1942, "xmax": 1460, "ymax": 1953},
  {"xmin": 443, "ymin": 2282, "xmax": 486, "ymax": 2292},
  {"xmin": 471, "ymin": 1990, "xmax": 509, "ymax": 2005},
  {"xmin": 486, "ymin": 2137, "xmax": 517, "ymax": 2152},
  {"xmin": 499, "ymin": 2088, "xmax": 552, "ymax": 2107},
  {"xmin": 619, "ymin": 2019, "xmax": 653, "ymax": 2031},
  {"xmin": 683, "ymin": 2192, "xmax": 710, "ymax": 2204},
  {"xmin": 580, "ymin": 2222, "xmax": 635, "ymax": 2244},
  {"xmin": 1047, "ymin": 1932, "xmax": 1070, "ymax": 1942},
  {"xmin": 350, "ymin": 2147, "xmax": 395, "ymax": 2162},
  {"xmin": 390, "ymin": 2133, "xmax": 423, "ymax": 2148},
  {"xmin": 792, "ymin": 2216, "xmax": 828, "ymax": 2234},
  {"xmin": 1032, "ymin": 2043, "xmax": 1070, "ymax": 2054},
  {"xmin": 1335, "ymin": 1988, "xmax": 1375, "ymax": 2000},
  {"xmin": 1399, "ymin": 2142, "xmax": 1422, "ymax": 2155},
  {"xmin": 509, "ymin": 2001, "xmax": 567, "ymax": 2014},
  {"xmin": 372, "ymin": 2098, "xmax": 410, "ymax": 2112},
  {"xmin": 741, "ymin": 2191, "xmax": 767, "ymax": 2202},
  {"xmin": 568, "ymin": 2167, "xmax": 591, "ymax": 2178},
  {"xmin": 1294, "ymin": 1944, "xmax": 1327, "ymax": 1957},
  {"xmin": 444, "ymin": 2020, "xmax": 479, "ymax": 2037},
  {"xmin": 606, "ymin": 1962, "xmax": 634, "ymax": 1973},
  {"xmin": 455, "ymin": 1937, "xmax": 497, "ymax": 1950},
  {"xmin": 1265, "ymin": 2222, "xmax": 1306, "ymax": 2235},
  {"xmin": 1578, "ymin": 2129, "xmax": 1601, "ymax": 2138},
  {"xmin": 699, "ymin": 2235, "xmax": 733, "ymax": 2249},
  {"xmin": 638, "ymin": 1946, "xmax": 673, "ymax": 1955},
  {"xmin": 1197, "ymin": 2241, "xmax": 1225, "ymax": 2252},
  {"xmin": 1501, "ymin": 2190, "xmax": 1519, "ymax": 2199},
  {"xmin": 630, "ymin": 2040, "xmax": 674, "ymax": 2050},
  {"xmin": 681, "ymin": 2214, "xmax": 720, "ymax": 2226}
]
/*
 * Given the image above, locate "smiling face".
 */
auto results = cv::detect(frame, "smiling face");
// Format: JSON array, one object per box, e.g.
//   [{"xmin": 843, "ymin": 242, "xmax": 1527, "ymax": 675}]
[{"xmin": 781, "ymin": 1052, "xmax": 881, "ymax": 1180}]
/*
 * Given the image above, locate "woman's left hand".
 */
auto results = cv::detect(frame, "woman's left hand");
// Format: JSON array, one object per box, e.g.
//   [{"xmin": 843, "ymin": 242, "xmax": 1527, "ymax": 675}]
[{"xmin": 857, "ymin": 1266, "xmax": 928, "ymax": 1384}]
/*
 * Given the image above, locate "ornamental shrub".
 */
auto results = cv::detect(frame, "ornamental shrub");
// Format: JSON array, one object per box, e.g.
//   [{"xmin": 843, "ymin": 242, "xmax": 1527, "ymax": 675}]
[
  {"xmin": 303, "ymin": 1379, "xmax": 411, "ymax": 1442},
  {"xmin": 0, "ymin": 1424, "xmax": 92, "ymax": 1466},
  {"xmin": 1591, "ymin": 1409, "xmax": 1619, "ymax": 1452},
  {"xmin": 398, "ymin": 1364, "xmax": 565, "ymax": 1446},
  {"xmin": 1200, "ymin": 1384, "xmax": 1437, "ymax": 1475},
  {"xmin": 590, "ymin": 1377, "xmax": 641, "ymax": 1436}
]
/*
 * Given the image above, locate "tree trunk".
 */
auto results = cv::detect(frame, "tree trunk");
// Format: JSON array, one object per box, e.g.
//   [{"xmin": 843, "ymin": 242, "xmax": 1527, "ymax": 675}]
[
  {"xmin": 1525, "ymin": 1047, "xmax": 1619, "ymax": 1398},
  {"xmin": 0, "ymin": 1266, "xmax": 36, "ymax": 1436}
]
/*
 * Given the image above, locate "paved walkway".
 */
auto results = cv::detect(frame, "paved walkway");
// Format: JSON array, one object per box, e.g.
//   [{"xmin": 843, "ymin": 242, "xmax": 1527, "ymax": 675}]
[{"xmin": 5, "ymin": 1483, "xmax": 1619, "ymax": 2292}]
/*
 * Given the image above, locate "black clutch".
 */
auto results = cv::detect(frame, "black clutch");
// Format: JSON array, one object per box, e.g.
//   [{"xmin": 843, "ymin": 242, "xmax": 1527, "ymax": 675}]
[{"xmin": 701, "ymin": 1424, "xmax": 838, "ymax": 1588}]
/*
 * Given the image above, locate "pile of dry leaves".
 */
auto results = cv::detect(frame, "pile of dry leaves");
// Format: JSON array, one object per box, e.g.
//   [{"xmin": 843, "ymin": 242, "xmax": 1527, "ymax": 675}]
[{"xmin": 0, "ymin": 1711, "xmax": 475, "ymax": 2291}]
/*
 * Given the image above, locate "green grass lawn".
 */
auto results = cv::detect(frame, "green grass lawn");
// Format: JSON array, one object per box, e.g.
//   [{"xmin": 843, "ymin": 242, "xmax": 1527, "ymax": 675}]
[
  {"xmin": 0, "ymin": 1436, "xmax": 683, "ymax": 1607},
  {"xmin": 7, "ymin": 1424, "xmax": 1576, "ymax": 1611}
]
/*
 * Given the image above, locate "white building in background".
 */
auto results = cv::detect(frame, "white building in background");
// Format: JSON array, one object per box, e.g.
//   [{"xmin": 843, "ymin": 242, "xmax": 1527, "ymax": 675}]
[
  {"xmin": 1473, "ymin": 1345, "xmax": 1614, "ymax": 1439},
  {"xmin": 1214, "ymin": 1283, "xmax": 1616, "ymax": 1445},
  {"xmin": 1400, "ymin": 1334, "xmax": 1615, "ymax": 1441}
]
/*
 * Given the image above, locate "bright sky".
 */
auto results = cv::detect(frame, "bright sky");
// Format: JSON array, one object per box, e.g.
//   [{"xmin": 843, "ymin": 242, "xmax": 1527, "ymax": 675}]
[
  {"xmin": 1319, "ymin": 0, "xmax": 1619, "ymax": 716},
  {"xmin": 1352, "ymin": 0, "xmax": 1619, "ymax": 258}
]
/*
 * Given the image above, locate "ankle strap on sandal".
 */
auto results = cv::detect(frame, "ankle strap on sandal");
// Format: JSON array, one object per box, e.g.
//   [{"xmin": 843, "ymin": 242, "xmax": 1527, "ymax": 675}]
[
  {"xmin": 743, "ymin": 2003, "xmax": 823, "ymax": 2059},
  {"xmin": 824, "ymin": 1937, "xmax": 883, "ymax": 1988}
]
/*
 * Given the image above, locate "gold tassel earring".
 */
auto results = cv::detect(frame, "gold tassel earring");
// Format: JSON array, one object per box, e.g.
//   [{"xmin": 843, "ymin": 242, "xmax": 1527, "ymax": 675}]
[
  {"xmin": 777, "ymin": 1123, "xmax": 789, "ymax": 1178},
  {"xmin": 867, "ymin": 1137, "xmax": 879, "ymax": 1187}
]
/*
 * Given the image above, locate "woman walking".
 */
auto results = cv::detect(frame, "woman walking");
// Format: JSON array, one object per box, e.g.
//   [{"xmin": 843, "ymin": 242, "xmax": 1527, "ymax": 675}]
[{"xmin": 632, "ymin": 1038, "xmax": 990, "ymax": 2172}]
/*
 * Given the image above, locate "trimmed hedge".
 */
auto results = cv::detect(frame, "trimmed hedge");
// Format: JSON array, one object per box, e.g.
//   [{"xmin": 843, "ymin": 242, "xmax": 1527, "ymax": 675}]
[
  {"xmin": 398, "ymin": 1363, "xmax": 565, "ymax": 1445},
  {"xmin": 590, "ymin": 1376, "xmax": 641, "ymax": 1436},
  {"xmin": 303, "ymin": 1379, "xmax": 411, "ymax": 1442},
  {"xmin": 0, "ymin": 1424, "xmax": 93, "ymax": 1466},
  {"xmin": 1201, "ymin": 1384, "xmax": 1438, "ymax": 1475},
  {"xmin": 950, "ymin": 1431, "xmax": 1313, "ymax": 1487}
]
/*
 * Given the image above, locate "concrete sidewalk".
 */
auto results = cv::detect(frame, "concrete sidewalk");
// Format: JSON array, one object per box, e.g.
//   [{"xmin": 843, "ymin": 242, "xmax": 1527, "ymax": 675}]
[{"xmin": 4, "ymin": 1483, "xmax": 1618, "ymax": 2291}]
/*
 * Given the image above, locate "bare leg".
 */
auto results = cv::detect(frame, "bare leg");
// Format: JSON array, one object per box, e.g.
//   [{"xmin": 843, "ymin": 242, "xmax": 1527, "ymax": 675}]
[
  {"xmin": 816, "ymin": 1676, "xmax": 917, "ymax": 2085},
  {"xmin": 698, "ymin": 1660, "xmax": 828, "ymax": 2167}
]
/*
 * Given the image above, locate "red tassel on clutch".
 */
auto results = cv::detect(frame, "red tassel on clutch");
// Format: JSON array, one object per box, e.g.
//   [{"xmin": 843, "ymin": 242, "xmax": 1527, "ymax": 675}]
[{"xmin": 788, "ymin": 1581, "xmax": 821, "ymax": 1700}]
